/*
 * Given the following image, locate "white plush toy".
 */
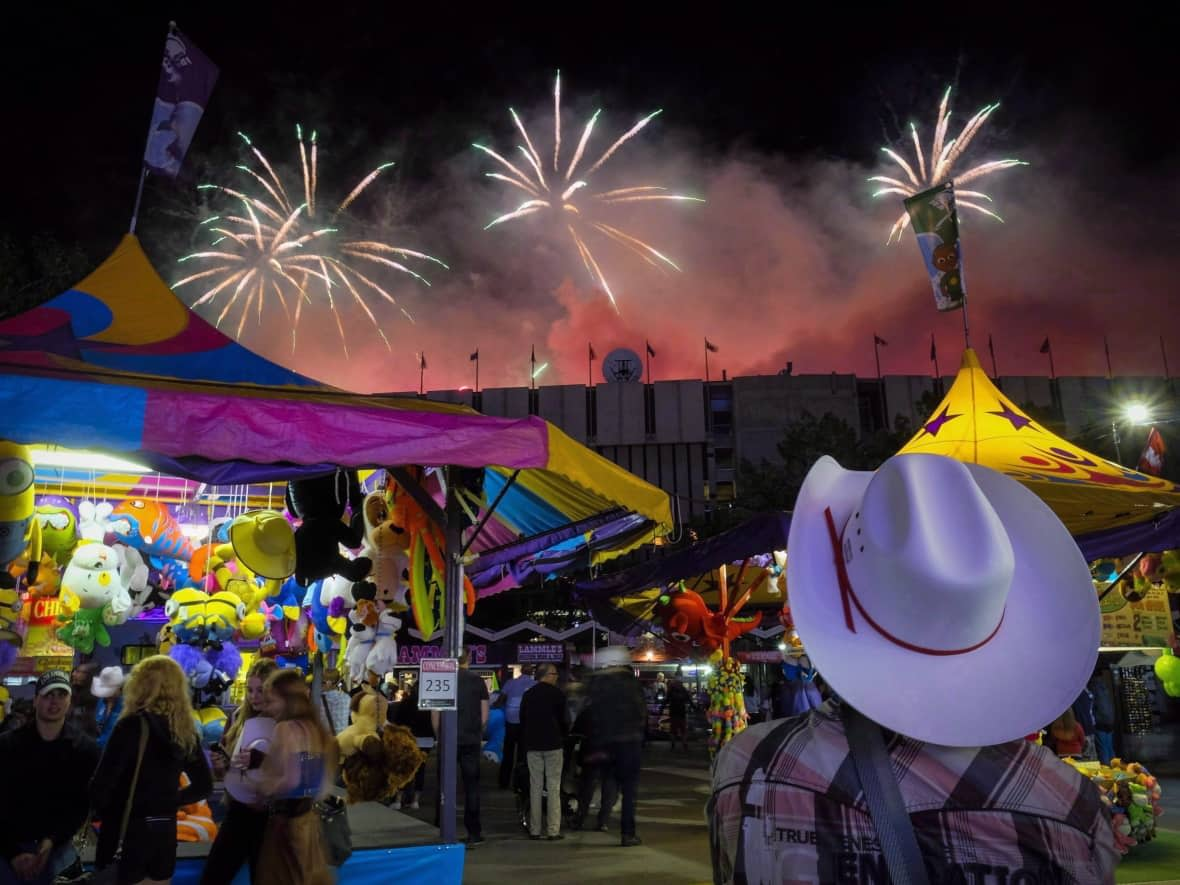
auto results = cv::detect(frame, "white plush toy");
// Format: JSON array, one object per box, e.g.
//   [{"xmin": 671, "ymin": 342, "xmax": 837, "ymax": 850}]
[
  {"xmin": 365, "ymin": 609, "xmax": 401, "ymax": 676},
  {"xmin": 345, "ymin": 609, "xmax": 379, "ymax": 683},
  {"xmin": 56, "ymin": 544, "xmax": 135, "ymax": 653},
  {"xmin": 78, "ymin": 501, "xmax": 115, "ymax": 543},
  {"xmin": 359, "ymin": 492, "xmax": 410, "ymax": 612}
]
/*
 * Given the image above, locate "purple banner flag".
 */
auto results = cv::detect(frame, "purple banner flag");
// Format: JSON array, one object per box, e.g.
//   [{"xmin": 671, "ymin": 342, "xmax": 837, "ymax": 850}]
[{"xmin": 144, "ymin": 29, "xmax": 218, "ymax": 178}]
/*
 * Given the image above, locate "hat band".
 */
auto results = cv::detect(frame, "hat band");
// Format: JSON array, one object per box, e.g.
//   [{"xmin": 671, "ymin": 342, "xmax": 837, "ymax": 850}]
[{"xmin": 824, "ymin": 507, "xmax": 1004, "ymax": 657}]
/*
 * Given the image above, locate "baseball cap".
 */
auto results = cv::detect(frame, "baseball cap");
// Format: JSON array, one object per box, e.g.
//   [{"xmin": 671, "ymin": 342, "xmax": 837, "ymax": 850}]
[{"xmin": 36, "ymin": 670, "xmax": 72, "ymax": 697}]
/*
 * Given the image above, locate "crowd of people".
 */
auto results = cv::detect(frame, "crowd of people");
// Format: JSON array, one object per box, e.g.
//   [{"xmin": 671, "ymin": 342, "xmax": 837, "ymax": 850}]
[{"xmin": 0, "ymin": 655, "xmax": 338, "ymax": 885}]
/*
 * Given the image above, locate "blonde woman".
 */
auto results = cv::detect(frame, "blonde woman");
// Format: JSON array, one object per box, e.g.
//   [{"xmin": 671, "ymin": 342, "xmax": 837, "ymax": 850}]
[
  {"xmin": 254, "ymin": 669, "xmax": 338, "ymax": 885},
  {"xmin": 89, "ymin": 655, "xmax": 212, "ymax": 885},
  {"xmin": 200, "ymin": 657, "xmax": 278, "ymax": 885}
]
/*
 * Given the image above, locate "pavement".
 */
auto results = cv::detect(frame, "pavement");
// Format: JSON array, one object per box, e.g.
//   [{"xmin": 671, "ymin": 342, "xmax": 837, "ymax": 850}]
[{"xmin": 399, "ymin": 739, "xmax": 715, "ymax": 885}]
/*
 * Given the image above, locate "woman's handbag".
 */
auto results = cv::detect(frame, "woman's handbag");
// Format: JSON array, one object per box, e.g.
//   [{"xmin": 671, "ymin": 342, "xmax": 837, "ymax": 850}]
[
  {"xmin": 87, "ymin": 716, "xmax": 150, "ymax": 885},
  {"xmin": 317, "ymin": 795, "xmax": 353, "ymax": 867}
]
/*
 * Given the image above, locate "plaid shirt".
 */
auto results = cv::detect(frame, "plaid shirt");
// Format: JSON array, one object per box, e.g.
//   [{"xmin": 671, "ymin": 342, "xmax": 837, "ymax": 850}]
[{"xmin": 708, "ymin": 701, "xmax": 1118, "ymax": 884}]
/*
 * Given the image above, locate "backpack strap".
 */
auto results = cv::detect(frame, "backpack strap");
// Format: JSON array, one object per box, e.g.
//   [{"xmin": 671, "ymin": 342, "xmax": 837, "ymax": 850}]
[{"xmin": 723, "ymin": 718, "xmax": 798, "ymax": 884}]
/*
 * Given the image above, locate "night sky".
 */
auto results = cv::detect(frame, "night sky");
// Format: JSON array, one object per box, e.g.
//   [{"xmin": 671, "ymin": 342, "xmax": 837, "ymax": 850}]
[{"xmin": 4, "ymin": 8, "xmax": 1176, "ymax": 392}]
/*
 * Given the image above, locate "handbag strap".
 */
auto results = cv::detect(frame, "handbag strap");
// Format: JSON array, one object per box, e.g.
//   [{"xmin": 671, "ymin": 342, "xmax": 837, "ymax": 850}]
[
  {"xmin": 841, "ymin": 703, "xmax": 930, "ymax": 885},
  {"xmin": 113, "ymin": 716, "xmax": 151, "ymax": 859},
  {"xmin": 320, "ymin": 693, "xmax": 336, "ymax": 733}
]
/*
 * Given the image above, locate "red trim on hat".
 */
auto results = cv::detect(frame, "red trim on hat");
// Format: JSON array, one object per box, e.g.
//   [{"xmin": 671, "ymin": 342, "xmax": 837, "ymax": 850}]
[{"xmin": 824, "ymin": 506, "xmax": 1004, "ymax": 657}]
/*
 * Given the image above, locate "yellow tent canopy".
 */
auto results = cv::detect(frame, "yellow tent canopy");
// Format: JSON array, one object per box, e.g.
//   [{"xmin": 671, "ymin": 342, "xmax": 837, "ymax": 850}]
[{"xmin": 899, "ymin": 349, "xmax": 1180, "ymax": 535}]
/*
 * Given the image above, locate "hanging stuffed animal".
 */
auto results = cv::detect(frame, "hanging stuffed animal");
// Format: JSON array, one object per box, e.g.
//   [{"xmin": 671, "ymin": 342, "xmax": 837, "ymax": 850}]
[
  {"xmin": 387, "ymin": 469, "xmax": 476, "ymax": 637},
  {"xmin": 365, "ymin": 609, "xmax": 401, "ymax": 677},
  {"xmin": 166, "ymin": 587, "xmax": 210, "ymax": 645},
  {"xmin": 285, "ymin": 470, "xmax": 371, "ymax": 587},
  {"xmin": 77, "ymin": 500, "xmax": 114, "ymax": 543},
  {"xmin": 344, "ymin": 609, "xmax": 379, "ymax": 683},
  {"xmin": 8, "ymin": 550, "xmax": 60, "ymax": 598},
  {"xmin": 55, "ymin": 544, "xmax": 135, "ymax": 654},
  {"xmin": 359, "ymin": 491, "xmax": 410, "ymax": 612},
  {"xmin": 0, "ymin": 442, "xmax": 42, "ymax": 591},
  {"xmin": 109, "ymin": 498, "xmax": 195, "ymax": 562},
  {"xmin": 35, "ymin": 497, "xmax": 80, "ymax": 567},
  {"xmin": 204, "ymin": 590, "xmax": 246, "ymax": 644},
  {"xmin": 1, "ymin": 586, "xmax": 22, "ymax": 671},
  {"xmin": 336, "ymin": 693, "xmax": 425, "ymax": 803}
]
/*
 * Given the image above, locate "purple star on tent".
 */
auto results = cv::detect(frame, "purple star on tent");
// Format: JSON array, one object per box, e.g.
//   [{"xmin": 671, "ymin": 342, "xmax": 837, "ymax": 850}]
[
  {"xmin": 923, "ymin": 406, "xmax": 961, "ymax": 437},
  {"xmin": 988, "ymin": 399, "xmax": 1031, "ymax": 430}
]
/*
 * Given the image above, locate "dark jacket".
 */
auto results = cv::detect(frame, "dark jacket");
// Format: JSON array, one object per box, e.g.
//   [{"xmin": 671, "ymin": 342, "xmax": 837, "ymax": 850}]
[
  {"xmin": 393, "ymin": 686, "xmax": 435, "ymax": 739},
  {"xmin": 0, "ymin": 720, "xmax": 100, "ymax": 861},
  {"xmin": 586, "ymin": 669, "xmax": 647, "ymax": 746},
  {"xmin": 89, "ymin": 711, "xmax": 212, "ymax": 819},
  {"xmin": 519, "ymin": 681, "xmax": 568, "ymax": 752}
]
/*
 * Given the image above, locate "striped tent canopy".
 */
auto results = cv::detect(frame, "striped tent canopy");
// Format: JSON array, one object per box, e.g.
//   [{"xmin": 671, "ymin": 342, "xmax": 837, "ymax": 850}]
[
  {"xmin": 0, "ymin": 236, "xmax": 671, "ymax": 591},
  {"xmin": 899, "ymin": 348, "xmax": 1180, "ymax": 557}
]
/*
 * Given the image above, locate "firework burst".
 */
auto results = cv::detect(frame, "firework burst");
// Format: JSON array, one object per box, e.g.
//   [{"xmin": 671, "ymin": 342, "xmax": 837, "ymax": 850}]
[
  {"xmin": 871, "ymin": 88, "xmax": 1027, "ymax": 244},
  {"xmin": 174, "ymin": 127, "xmax": 446, "ymax": 356},
  {"xmin": 476, "ymin": 72, "xmax": 703, "ymax": 311}
]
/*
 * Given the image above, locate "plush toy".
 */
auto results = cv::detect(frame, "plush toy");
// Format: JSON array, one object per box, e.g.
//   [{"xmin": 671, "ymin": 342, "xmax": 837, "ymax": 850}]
[
  {"xmin": 365, "ymin": 609, "xmax": 401, "ymax": 677},
  {"xmin": 1154, "ymin": 648, "xmax": 1180, "ymax": 698},
  {"xmin": 166, "ymin": 587, "xmax": 210, "ymax": 645},
  {"xmin": 9, "ymin": 550, "xmax": 60, "ymax": 598},
  {"xmin": 35, "ymin": 497, "xmax": 79, "ymax": 567},
  {"xmin": 176, "ymin": 772, "xmax": 219, "ymax": 842},
  {"xmin": 0, "ymin": 442, "xmax": 42, "ymax": 591},
  {"xmin": 285, "ymin": 470, "xmax": 370, "ymax": 587},
  {"xmin": 109, "ymin": 498, "xmax": 194, "ymax": 562},
  {"xmin": 195, "ymin": 707, "xmax": 228, "ymax": 745},
  {"xmin": 359, "ymin": 492, "xmax": 410, "ymax": 611},
  {"xmin": 0, "ymin": 684, "xmax": 9, "ymax": 724},
  {"xmin": 0, "ymin": 589, "xmax": 20, "ymax": 671},
  {"xmin": 228, "ymin": 510, "xmax": 297, "ymax": 583},
  {"xmin": 706, "ymin": 657, "xmax": 748, "ymax": 756},
  {"xmin": 204, "ymin": 590, "xmax": 246, "ymax": 644},
  {"xmin": 77, "ymin": 500, "xmax": 114, "ymax": 543},
  {"xmin": 55, "ymin": 544, "xmax": 135, "ymax": 654},
  {"xmin": 337, "ymin": 697, "xmax": 425, "ymax": 805},
  {"xmin": 309, "ymin": 578, "xmax": 345, "ymax": 651},
  {"xmin": 345, "ymin": 609, "xmax": 380, "ymax": 683}
]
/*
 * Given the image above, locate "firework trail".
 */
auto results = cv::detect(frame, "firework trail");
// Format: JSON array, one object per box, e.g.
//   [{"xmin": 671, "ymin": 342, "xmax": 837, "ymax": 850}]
[
  {"xmin": 174, "ymin": 127, "xmax": 446, "ymax": 356},
  {"xmin": 870, "ymin": 88, "xmax": 1027, "ymax": 243},
  {"xmin": 476, "ymin": 72, "xmax": 703, "ymax": 310}
]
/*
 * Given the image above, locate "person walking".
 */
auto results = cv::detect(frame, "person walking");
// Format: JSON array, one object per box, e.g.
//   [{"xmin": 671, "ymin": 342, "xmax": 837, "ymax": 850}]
[
  {"xmin": 0, "ymin": 671, "xmax": 100, "ymax": 885},
  {"xmin": 1090, "ymin": 665, "xmax": 1116, "ymax": 764},
  {"xmin": 253, "ymin": 668, "xmax": 338, "ymax": 885},
  {"xmin": 432, "ymin": 650, "xmax": 489, "ymax": 845},
  {"xmin": 91, "ymin": 666, "xmax": 125, "ymax": 749},
  {"xmin": 520, "ymin": 663, "xmax": 568, "ymax": 840},
  {"xmin": 585, "ymin": 647, "xmax": 646, "ymax": 847},
  {"xmin": 67, "ymin": 662, "xmax": 99, "ymax": 739},
  {"xmin": 89, "ymin": 655, "xmax": 213, "ymax": 885},
  {"xmin": 201, "ymin": 657, "xmax": 279, "ymax": 885},
  {"xmin": 391, "ymin": 680, "xmax": 435, "ymax": 809},
  {"xmin": 497, "ymin": 666, "xmax": 535, "ymax": 789},
  {"xmin": 708, "ymin": 454, "xmax": 1117, "ymax": 883},
  {"xmin": 666, "ymin": 678, "xmax": 692, "ymax": 753}
]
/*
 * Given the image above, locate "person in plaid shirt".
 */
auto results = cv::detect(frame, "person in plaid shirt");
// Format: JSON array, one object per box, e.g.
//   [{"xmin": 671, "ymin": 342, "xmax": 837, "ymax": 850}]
[{"xmin": 709, "ymin": 454, "xmax": 1119, "ymax": 884}]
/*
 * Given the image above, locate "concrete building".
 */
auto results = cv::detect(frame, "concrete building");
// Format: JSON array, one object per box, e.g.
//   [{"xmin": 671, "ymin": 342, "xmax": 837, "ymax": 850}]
[{"xmin": 408, "ymin": 368, "xmax": 1176, "ymax": 523}]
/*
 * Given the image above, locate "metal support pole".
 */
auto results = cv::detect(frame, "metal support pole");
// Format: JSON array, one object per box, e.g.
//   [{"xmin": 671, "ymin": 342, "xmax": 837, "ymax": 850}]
[{"xmin": 437, "ymin": 468, "xmax": 466, "ymax": 843}]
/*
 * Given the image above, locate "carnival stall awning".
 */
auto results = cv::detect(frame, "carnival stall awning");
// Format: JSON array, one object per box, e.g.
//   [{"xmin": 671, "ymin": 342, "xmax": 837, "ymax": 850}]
[
  {"xmin": 0, "ymin": 236, "xmax": 672, "ymax": 581},
  {"xmin": 899, "ymin": 348, "xmax": 1180, "ymax": 556}
]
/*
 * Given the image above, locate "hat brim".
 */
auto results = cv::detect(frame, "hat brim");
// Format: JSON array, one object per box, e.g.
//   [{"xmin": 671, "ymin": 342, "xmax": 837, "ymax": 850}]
[
  {"xmin": 38, "ymin": 683, "xmax": 72, "ymax": 697},
  {"xmin": 229, "ymin": 517, "xmax": 296, "ymax": 581},
  {"xmin": 787, "ymin": 455, "xmax": 1100, "ymax": 747}
]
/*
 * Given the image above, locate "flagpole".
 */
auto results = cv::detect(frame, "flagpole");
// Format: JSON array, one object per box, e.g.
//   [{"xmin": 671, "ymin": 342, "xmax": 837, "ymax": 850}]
[
  {"xmin": 419, "ymin": 356, "xmax": 425, "ymax": 396},
  {"xmin": 645, "ymin": 341, "xmax": 651, "ymax": 384},
  {"xmin": 587, "ymin": 343, "xmax": 594, "ymax": 388},
  {"xmin": 704, "ymin": 339, "xmax": 712, "ymax": 435},
  {"xmin": 1162, "ymin": 337, "xmax": 1173, "ymax": 393},
  {"xmin": 988, "ymin": 334, "xmax": 999, "ymax": 378},
  {"xmin": 129, "ymin": 20, "xmax": 179, "ymax": 234},
  {"xmin": 1047, "ymin": 342, "xmax": 1056, "ymax": 380},
  {"xmin": 931, "ymin": 334, "xmax": 941, "ymax": 385},
  {"xmin": 530, "ymin": 345, "xmax": 536, "ymax": 391},
  {"xmin": 1104, "ymin": 335, "xmax": 1114, "ymax": 380},
  {"xmin": 873, "ymin": 335, "xmax": 887, "ymax": 427},
  {"xmin": 474, "ymin": 353, "xmax": 479, "ymax": 393},
  {"xmin": 960, "ymin": 298, "xmax": 971, "ymax": 350},
  {"xmin": 704, "ymin": 341, "xmax": 711, "ymax": 387}
]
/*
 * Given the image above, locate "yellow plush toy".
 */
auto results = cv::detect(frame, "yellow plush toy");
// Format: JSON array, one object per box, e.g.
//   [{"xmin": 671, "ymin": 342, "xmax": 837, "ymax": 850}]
[
  {"xmin": 0, "ymin": 441, "xmax": 42, "ymax": 592},
  {"xmin": 337, "ymin": 692, "xmax": 380, "ymax": 759}
]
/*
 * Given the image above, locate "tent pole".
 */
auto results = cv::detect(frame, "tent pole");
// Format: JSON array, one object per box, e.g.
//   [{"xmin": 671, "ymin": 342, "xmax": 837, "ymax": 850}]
[{"xmin": 438, "ymin": 468, "xmax": 466, "ymax": 843}]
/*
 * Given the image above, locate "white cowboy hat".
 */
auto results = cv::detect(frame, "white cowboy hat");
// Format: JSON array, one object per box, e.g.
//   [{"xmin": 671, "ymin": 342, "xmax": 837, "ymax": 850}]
[
  {"xmin": 91, "ymin": 666, "xmax": 126, "ymax": 699},
  {"xmin": 787, "ymin": 453, "xmax": 1099, "ymax": 747}
]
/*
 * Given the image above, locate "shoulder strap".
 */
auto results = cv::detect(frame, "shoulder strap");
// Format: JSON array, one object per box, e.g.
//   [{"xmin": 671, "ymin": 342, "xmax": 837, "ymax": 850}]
[
  {"xmin": 841, "ymin": 703, "xmax": 930, "ymax": 885},
  {"xmin": 320, "ymin": 693, "xmax": 336, "ymax": 733},
  {"xmin": 727, "ymin": 717, "xmax": 798, "ymax": 884},
  {"xmin": 114, "ymin": 715, "xmax": 151, "ymax": 860}
]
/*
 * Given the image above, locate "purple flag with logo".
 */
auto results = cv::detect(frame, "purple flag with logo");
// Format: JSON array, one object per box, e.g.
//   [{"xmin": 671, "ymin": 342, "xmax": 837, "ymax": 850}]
[{"xmin": 144, "ymin": 29, "xmax": 218, "ymax": 178}]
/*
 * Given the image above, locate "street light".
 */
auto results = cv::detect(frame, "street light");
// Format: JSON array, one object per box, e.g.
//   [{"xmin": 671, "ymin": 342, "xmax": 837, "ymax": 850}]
[{"xmin": 1112, "ymin": 402, "xmax": 1151, "ymax": 465}]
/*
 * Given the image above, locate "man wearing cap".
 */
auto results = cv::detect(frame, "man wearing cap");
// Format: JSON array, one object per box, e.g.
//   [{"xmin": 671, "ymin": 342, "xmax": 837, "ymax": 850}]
[
  {"xmin": 0, "ymin": 670, "xmax": 101, "ymax": 885},
  {"xmin": 709, "ymin": 454, "xmax": 1119, "ymax": 883}
]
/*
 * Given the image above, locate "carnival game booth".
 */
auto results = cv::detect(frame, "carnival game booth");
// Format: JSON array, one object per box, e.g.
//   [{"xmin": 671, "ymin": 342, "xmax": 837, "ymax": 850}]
[{"xmin": 0, "ymin": 235, "xmax": 672, "ymax": 883}]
